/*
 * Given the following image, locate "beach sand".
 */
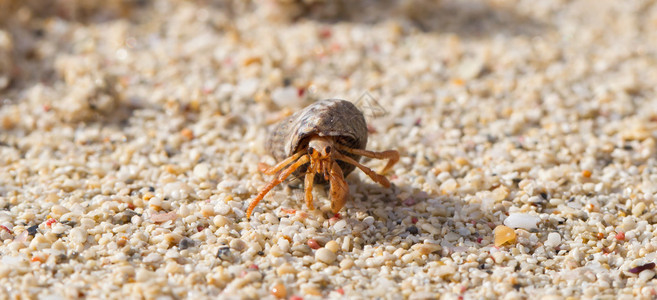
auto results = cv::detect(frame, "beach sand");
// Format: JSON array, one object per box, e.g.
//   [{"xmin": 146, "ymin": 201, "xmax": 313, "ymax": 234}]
[{"xmin": 1, "ymin": 0, "xmax": 657, "ymax": 298}]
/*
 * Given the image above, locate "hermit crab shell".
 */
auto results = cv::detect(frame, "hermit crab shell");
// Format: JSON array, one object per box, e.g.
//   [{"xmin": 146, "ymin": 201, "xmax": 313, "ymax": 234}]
[{"xmin": 266, "ymin": 99, "xmax": 368, "ymax": 181}]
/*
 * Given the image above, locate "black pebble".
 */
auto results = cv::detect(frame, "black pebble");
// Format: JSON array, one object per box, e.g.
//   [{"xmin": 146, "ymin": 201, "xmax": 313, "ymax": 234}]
[
  {"xmin": 406, "ymin": 225, "xmax": 419, "ymax": 235},
  {"xmin": 216, "ymin": 246, "xmax": 231, "ymax": 260},
  {"xmin": 179, "ymin": 238, "xmax": 195, "ymax": 250},
  {"xmin": 27, "ymin": 225, "xmax": 38, "ymax": 236}
]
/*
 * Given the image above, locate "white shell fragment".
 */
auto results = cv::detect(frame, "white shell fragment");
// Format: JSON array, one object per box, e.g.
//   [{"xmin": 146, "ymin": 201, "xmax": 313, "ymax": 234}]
[{"xmin": 504, "ymin": 213, "xmax": 541, "ymax": 231}]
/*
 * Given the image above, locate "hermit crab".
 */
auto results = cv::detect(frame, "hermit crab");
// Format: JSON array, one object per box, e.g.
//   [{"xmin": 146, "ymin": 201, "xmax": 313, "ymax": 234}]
[{"xmin": 246, "ymin": 99, "xmax": 399, "ymax": 218}]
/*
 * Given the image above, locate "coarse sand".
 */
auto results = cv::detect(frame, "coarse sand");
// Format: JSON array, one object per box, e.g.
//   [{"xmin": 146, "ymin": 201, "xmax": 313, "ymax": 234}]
[{"xmin": 1, "ymin": 0, "xmax": 657, "ymax": 299}]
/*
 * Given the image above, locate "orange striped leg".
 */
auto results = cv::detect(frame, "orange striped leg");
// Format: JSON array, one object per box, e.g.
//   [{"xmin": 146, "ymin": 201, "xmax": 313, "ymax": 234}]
[
  {"xmin": 335, "ymin": 145, "xmax": 399, "ymax": 174},
  {"xmin": 334, "ymin": 152, "xmax": 391, "ymax": 188},
  {"xmin": 328, "ymin": 160, "xmax": 349, "ymax": 214},
  {"xmin": 247, "ymin": 154, "xmax": 310, "ymax": 219},
  {"xmin": 258, "ymin": 151, "xmax": 305, "ymax": 175},
  {"xmin": 304, "ymin": 162, "xmax": 316, "ymax": 211}
]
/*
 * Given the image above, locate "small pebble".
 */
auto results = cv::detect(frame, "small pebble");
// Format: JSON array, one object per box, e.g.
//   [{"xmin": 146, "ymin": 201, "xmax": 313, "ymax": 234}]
[
  {"xmin": 325, "ymin": 240, "xmax": 339, "ymax": 253},
  {"xmin": 143, "ymin": 253, "xmax": 162, "ymax": 264},
  {"xmin": 307, "ymin": 239, "xmax": 320, "ymax": 250},
  {"xmin": 271, "ymin": 86, "xmax": 302, "ymax": 107},
  {"xmin": 492, "ymin": 186, "xmax": 510, "ymax": 201},
  {"xmin": 339, "ymin": 258, "xmax": 354, "ymax": 269},
  {"xmin": 27, "ymin": 225, "xmax": 38, "ymax": 236},
  {"xmin": 433, "ymin": 265, "xmax": 457, "ymax": 278},
  {"xmin": 213, "ymin": 215, "xmax": 229, "ymax": 227},
  {"xmin": 162, "ymin": 182, "xmax": 192, "ymax": 201},
  {"xmin": 50, "ymin": 205, "xmax": 69, "ymax": 217},
  {"xmin": 271, "ymin": 283, "xmax": 287, "ymax": 298},
  {"xmin": 492, "ymin": 251, "xmax": 507, "ymax": 264},
  {"xmin": 69, "ymin": 227, "xmax": 87, "ymax": 244},
  {"xmin": 413, "ymin": 243, "xmax": 441, "ymax": 255},
  {"xmin": 276, "ymin": 263, "xmax": 297, "ymax": 276},
  {"xmin": 639, "ymin": 270, "xmax": 656, "ymax": 282},
  {"xmin": 403, "ymin": 198, "xmax": 416, "ymax": 206},
  {"xmin": 193, "ymin": 163, "xmax": 210, "ymax": 180},
  {"xmin": 420, "ymin": 223, "xmax": 440, "ymax": 235},
  {"xmin": 270, "ymin": 245, "xmax": 284, "ymax": 257},
  {"xmin": 440, "ymin": 179, "xmax": 458, "ymax": 194},
  {"xmin": 315, "ymin": 248, "xmax": 336, "ymax": 264},
  {"xmin": 629, "ymin": 262, "xmax": 655, "ymax": 274},
  {"xmin": 179, "ymin": 238, "xmax": 195, "ymax": 250},
  {"xmin": 230, "ymin": 239, "xmax": 246, "ymax": 252},
  {"xmin": 341, "ymin": 236, "xmax": 352, "ymax": 252},
  {"xmin": 544, "ymin": 233, "xmax": 561, "ymax": 248},
  {"xmin": 180, "ymin": 128, "xmax": 194, "ymax": 140},
  {"xmin": 216, "ymin": 246, "xmax": 232, "ymax": 261},
  {"xmin": 494, "ymin": 225, "xmax": 516, "ymax": 247},
  {"xmin": 632, "ymin": 202, "xmax": 647, "ymax": 217}
]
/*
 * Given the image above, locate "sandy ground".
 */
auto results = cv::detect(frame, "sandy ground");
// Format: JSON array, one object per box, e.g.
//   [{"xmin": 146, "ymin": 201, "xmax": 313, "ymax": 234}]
[{"xmin": 1, "ymin": 0, "xmax": 657, "ymax": 299}]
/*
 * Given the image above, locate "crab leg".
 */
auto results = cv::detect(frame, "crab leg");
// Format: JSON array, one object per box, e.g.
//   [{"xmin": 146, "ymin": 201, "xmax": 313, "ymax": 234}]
[
  {"xmin": 328, "ymin": 160, "xmax": 349, "ymax": 214},
  {"xmin": 334, "ymin": 152, "xmax": 391, "ymax": 188},
  {"xmin": 304, "ymin": 160, "xmax": 317, "ymax": 210},
  {"xmin": 247, "ymin": 154, "xmax": 310, "ymax": 219},
  {"xmin": 258, "ymin": 151, "xmax": 305, "ymax": 175},
  {"xmin": 335, "ymin": 145, "xmax": 399, "ymax": 174}
]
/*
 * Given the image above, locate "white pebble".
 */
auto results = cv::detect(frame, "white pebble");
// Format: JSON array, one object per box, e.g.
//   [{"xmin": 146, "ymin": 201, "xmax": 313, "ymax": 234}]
[
  {"xmin": 432, "ymin": 265, "xmax": 456, "ymax": 278},
  {"xmin": 193, "ymin": 163, "xmax": 210, "ymax": 180},
  {"xmin": 639, "ymin": 270, "xmax": 656, "ymax": 282},
  {"xmin": 420, "ymin": 223, "xmax": 440, "ymax": 235},
  {"xmin": 1, "ymin": 255, "xmax": 25, "ymax": 266},
  {"xmin": 315, "ymin": 248, "xmax": 336, "ymax": 264},
  {"xmin": 277, "ymin": 237, "xmax": 290, "ymax": 253},
  {"xmin": 458, "ymin": 56, "xmax": 485, "ymax": 80},
  {"xmin": 271, "ymin": 86, "xmax": 301, "ymax": 107},
  {"xmin": 333, "ymin": 220, "xmax": 348, "ymax": 232},
  {"xmin": 236, "ymin": 78, "xmax": 259, "ymax": 98},
  {"xmin": 0, "ymin": 212, "xmax": 11, "ymax": 223},
  {"xmin": 339, "ymin": 258, "xmax": 354, "ymax": 269},
  {"xmin": 163, "ymin": 182, "xmax": 192, "ymax": 201},
  {"xmin": 545, "ymin": 232, "xmax": 562, "ymax": 248},
  {"xmin": 143, "ymin": 253, "xmax": 163, "ymax": 264},
  {"xmin": 213, "ymin": 215, "xmax": 229, "ymax": 227},
  {"xmin": 69, "ymin": 228, "xmax": 87, "ymax": 244},
  {"xmin": 217, "ymin": 180, "xmax": 239, "ymax": 191}
]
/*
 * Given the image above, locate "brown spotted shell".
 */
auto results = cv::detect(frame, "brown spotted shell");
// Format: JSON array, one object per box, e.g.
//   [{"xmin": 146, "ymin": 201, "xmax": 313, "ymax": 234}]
[{"xmin": 266, "ymin": 99, "xmax": 368, "ymax": 181}]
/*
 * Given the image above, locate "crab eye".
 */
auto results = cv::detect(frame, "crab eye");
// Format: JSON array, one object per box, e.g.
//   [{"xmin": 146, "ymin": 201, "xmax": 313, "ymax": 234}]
[
  {"xmin": 325, "ymin": 146, "xmax": 331, "ymax": 154},
  {"xmin": 308, "ymin": 148, "xmax": 315, "ymax": 155}
]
